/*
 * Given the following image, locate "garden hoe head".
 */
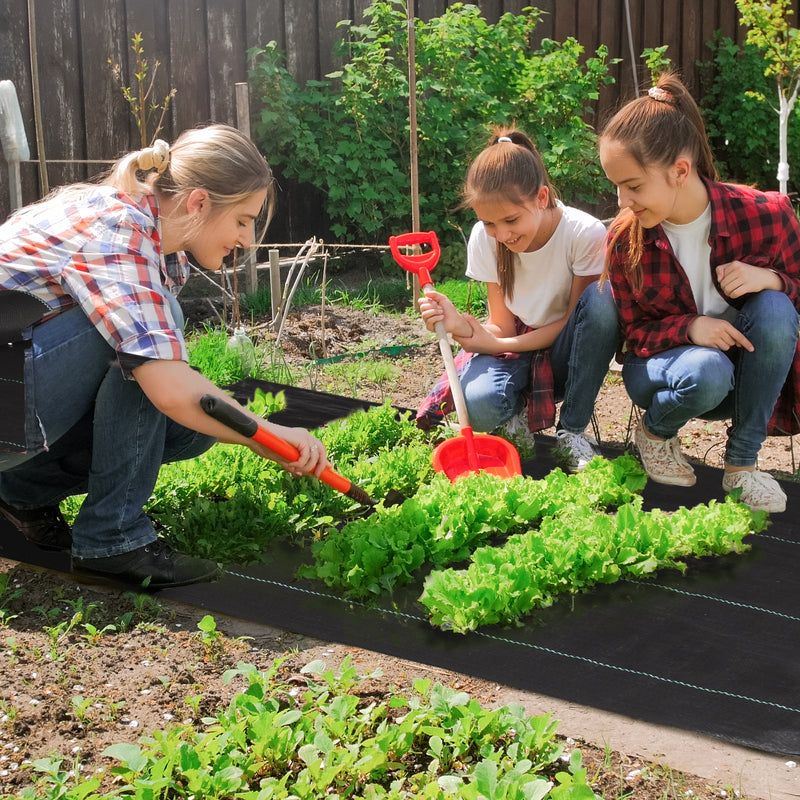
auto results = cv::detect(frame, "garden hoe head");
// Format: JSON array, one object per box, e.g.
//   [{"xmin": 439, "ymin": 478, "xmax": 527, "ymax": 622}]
[
  {"xmin": 388, "ymin": 230, "xmax": 522, "ymax": 482},
  {"xmin": 200, "ymin": 395, "xmax": 405, "ymax": 511}
]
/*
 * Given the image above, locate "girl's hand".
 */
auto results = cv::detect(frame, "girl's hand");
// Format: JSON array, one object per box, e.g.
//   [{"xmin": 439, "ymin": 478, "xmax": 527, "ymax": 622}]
[
  {"xmin": 455, "ymin": 314, "xmax": 500, "ymax": 352},
  {"xmin": 419, "ymin": 291, "xmax": 471, "ymax": 337},
  {"xmin": 688, "ymin": 315, "xmax": 754, "ymax": 352},
  {"xmin": 716, "ymin": 260, "xmax": 782, "ymax": 299}
]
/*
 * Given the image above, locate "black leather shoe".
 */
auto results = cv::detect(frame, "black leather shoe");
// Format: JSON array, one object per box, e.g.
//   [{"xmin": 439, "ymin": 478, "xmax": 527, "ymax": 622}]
[
  {"xmin": 0, "ymin": 497, "xmax": 72, "ymax": 552},
  {"xmin": 72, "ymin": 540, "xmax": 222, "ymax": 589}
]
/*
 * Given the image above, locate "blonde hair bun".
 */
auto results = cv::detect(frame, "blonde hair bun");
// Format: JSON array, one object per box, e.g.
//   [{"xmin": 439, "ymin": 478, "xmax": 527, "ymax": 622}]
[{"xmin": 137, "ymin": 139, "xmax": 170, "ymax": 174}]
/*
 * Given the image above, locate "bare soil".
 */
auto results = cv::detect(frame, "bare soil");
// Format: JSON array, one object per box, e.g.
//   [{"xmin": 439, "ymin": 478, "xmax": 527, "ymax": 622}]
[{"xmin": 2, "ymin": 294, "xmax": 798, "ymax": 798}]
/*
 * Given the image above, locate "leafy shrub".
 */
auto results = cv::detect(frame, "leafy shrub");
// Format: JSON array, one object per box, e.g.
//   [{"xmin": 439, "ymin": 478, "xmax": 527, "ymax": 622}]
[
  {"xmin": 249, "ymin": 1, "xmax": 615, "ymax": 243},
  {"xmin": 699, "ymin": 31, "xmax": 800, "ymax": 195}
]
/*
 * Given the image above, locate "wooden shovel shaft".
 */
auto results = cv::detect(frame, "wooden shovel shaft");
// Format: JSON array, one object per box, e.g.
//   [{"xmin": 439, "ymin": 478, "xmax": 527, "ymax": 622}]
[{"xmin": 433, "ymin": 318, "xmax": 471, "ymax": 429}]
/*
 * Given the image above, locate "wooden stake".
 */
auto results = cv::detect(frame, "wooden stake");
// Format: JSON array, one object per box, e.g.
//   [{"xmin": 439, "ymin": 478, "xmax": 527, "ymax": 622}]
[
  {"xmin": 235, "ymin": 81, "xmax": 258, "ymax": 294},
  {"xmin": 407, "ymin": 0, "xmax": 421, "ymax": 309}
]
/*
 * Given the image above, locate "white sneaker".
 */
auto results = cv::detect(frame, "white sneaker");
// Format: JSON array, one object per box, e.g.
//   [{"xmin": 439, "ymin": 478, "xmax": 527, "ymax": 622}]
[
  {"xmin": 633, "ymin": 421, "xmax": 696, "ymax": 486},
  {"xmin": 554, "ymin": 428, "xmax": 599, "ymax": 473},
  {"xmin": 496, "ymin": 409, "xmax": 536, "ymax": 460},
  {"xmin": 722, "ymin": 469, "xmax": 787, "ymax": 513}
]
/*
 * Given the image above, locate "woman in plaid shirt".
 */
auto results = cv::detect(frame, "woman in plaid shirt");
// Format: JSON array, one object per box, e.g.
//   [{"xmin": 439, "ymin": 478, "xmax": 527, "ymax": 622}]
[
  {"xmin": 0, "ymin": 124, "xmax": 329, "ymax": 587},
  {"xmin": 599, "ymin": 74, "xmax": 800, "ymax": 513}
]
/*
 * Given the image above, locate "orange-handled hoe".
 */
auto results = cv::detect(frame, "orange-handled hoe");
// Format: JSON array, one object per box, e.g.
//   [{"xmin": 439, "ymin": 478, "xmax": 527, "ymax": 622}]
[{"xmin": 200, "ymin": 394, "xmax": 405, "ymax": 508}]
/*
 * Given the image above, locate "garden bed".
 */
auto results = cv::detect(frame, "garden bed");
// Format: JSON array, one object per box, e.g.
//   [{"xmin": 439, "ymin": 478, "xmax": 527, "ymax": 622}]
[
  {"xmin": 0, "ymin": 293, "xmax": 796, "ymax": 798},
  {"xmin": 0, "ymin": 558, "xmax": 778, "ymax": 799}
]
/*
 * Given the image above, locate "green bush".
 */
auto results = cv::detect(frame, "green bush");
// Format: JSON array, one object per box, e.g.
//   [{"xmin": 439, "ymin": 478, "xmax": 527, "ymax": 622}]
[
  {"xmin": 699, "ymin": 31, "xmax": 800, "ymax": 195},
  {"xmin": 249, "ymin": 1, "xmax": 615, "ymax": 244}
]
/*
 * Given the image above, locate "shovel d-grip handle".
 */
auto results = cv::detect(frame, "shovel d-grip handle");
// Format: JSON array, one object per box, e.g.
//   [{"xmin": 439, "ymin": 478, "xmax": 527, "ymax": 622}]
[
  {"xmin": 199, "ymin": 394, "xmax": 374, "ymax": 506},
  {"xmin": 388, "ymin": 230, "xmax": 440, "ymax": 287}
]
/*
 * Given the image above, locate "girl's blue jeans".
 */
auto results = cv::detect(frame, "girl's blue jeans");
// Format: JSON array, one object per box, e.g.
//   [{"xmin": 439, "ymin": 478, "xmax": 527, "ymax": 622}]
[
  {"xmin": 458, "ymin": 281, "xmax": 619, "ymax": 433},
  {"xmin": 622, "ymin": 290, "xmax": 799, "ymax": 467},
  {"xmin": 0, "ymin": 297, "xmax": 215, "ymax": 559}
]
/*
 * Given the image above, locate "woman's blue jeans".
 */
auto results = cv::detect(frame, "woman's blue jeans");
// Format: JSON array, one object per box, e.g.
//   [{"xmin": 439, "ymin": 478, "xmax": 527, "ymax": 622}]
[
  {"xmin": 622, "ymin": 290, "xmax": 799, "ymax": 466},
  {"xmin": 0, "ymin": 298, "xmax": 215, "ymax": 559},
  {"xmin": 458, "ymin": 281, "xmax": 619, "ymax": 433}
]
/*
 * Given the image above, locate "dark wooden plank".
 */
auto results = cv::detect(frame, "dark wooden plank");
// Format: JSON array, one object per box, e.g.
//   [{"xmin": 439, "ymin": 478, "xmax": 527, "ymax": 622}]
[
  {"xmin": 680, "ymin": 1, "xmax": 701, "ymax": 94},
  {"xmin": 552, "ymin": 0, "xmax": 578, "ymax": 43},
  {"xmin": 168, "ymin": 0, "xmax": 211, "ymax": 131},
  {"xmin": 245, "ymin": 0, "xmax": 285, "ymax": 55},
  {"xmin": 352, "ymin": 0, "xmax": 373, "ymax": 25},
  {"xmin": 575, "ymin": 0, "xmax": 598, "ymax": 46},
  {"xmin": 122, "ymin": 0, "xmax": 174, "ymax": 146},
  {"xmin": 284, "ymin": 0, "xmax": 318, "ymax": 84},
  {"xmin": 615, "ymin": 0, "xmax": 643, "ymax": 108},
  {"xmin": 0, "ymin": 0, "xmax": 38, "ymax": 213},
  {"xmin": 597, "ymin": 0, "xmax": 626, "ymax": 121},
  {"xmin": 660, "ymin": 0, "xmax": 681, "ymax": 78},
  {"xmin": 640, "ymin": 0, "xmax": 661, "ymax": 53},
  {"xmin": 78, "ymin": 0, "xmax": 130, "ymax": 169},
  {"xmin": 206, "ymin": 0, "xmax": 248, "ymax": 126},
  {"xmin": 475, "ymin": 0, "xmax": 502, "ymax": 24},
  {"xmin": 416, "ymin": 0, "xmax": 447, "ymax": 22},
  {"xmin": 499, "ymin": 0, "xmax": 530, "ymax": 17},
  {"xmin": 529, "ymin": 0, "xmax": 555, "ymax": 44},
  {"xmin": 700, "ymin": 0, "xmax": 720, "ymax": 63},
  {"xmin": 33, "ymin": 0, "xmax": 85, "ymax": 189},
  {"xmin": 318, "ymin": 0, "xmax": 352, "ymax": 77}
]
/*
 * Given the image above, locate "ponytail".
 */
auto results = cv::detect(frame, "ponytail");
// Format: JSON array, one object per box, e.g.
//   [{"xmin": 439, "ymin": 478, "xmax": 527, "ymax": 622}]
[{"xmin": 601, "ymin": 208, "xmax": 643, "ymax": 293}]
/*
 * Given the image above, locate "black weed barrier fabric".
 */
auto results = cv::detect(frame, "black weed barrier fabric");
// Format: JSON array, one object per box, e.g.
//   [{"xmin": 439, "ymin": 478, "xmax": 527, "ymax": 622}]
[{"xmin": 2, "ymin": 380, "xmax": 799, "ymax": 756}]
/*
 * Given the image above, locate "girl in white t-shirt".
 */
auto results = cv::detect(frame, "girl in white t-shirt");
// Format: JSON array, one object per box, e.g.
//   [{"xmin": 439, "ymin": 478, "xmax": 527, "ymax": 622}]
[{"xmin": 417, "ymin": 128, "xmax": 619, "ymax": 472}]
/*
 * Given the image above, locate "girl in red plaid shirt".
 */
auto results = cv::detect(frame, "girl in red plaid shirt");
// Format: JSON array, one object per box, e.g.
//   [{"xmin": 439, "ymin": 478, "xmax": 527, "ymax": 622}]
[{"xmin": 599, "ymin": 74, "xmax": 800, "ymax": 513}]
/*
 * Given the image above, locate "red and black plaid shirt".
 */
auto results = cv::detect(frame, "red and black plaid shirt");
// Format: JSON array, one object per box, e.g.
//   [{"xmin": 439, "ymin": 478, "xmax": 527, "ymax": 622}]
[{"xmin": 607, "ymin": 179, "xmax": 800, "ymax": 434}]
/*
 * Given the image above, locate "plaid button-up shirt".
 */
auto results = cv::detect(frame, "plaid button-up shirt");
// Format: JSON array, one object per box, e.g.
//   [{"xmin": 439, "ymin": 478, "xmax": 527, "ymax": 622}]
[
  {"xmin": 606, "ymin": 179, "xmax": 800, "ymax": 434},
  {"xmin": 0, "ymin": 186, "xmax": 190, "ymax": 367}
]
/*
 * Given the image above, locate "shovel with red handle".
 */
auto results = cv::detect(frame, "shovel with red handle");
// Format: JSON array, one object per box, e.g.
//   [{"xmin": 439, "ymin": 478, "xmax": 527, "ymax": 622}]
[
  {"xmin": 388, "ymin": 230, "xmax": 521, "ymax": 481},
  {"xmin": 200, "ymin": 394, "xmax": 405, "ymax": 508}
]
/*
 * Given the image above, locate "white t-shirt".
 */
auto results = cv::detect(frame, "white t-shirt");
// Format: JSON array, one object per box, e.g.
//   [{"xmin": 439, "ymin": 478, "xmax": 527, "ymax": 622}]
[
  {"xmin": 661, "ymin": 205, "xmax": 736, "ymax": 322},
  {"xmin": 465, "ymin": 202, "xmax": 607, "ymax": 328}
]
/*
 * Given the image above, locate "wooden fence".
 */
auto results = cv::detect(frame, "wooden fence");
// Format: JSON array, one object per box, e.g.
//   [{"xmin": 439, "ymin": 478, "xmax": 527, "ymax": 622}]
[{"xmin": 0, "ymin": 0, "xmax": 771, "ymax": 238}]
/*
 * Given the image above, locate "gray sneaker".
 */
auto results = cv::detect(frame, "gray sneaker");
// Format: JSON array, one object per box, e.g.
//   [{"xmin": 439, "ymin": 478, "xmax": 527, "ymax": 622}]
[
  {"xmin": 722, "ymin": 469, "xmax": 787, "ymax": 513},
  {"xmin": 553, "ymin": 428, "xmax": 599, "ymax": 473},
  {"xmin": 496, "ymin": 409, "xmax": 536, "ymax": 460}
]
